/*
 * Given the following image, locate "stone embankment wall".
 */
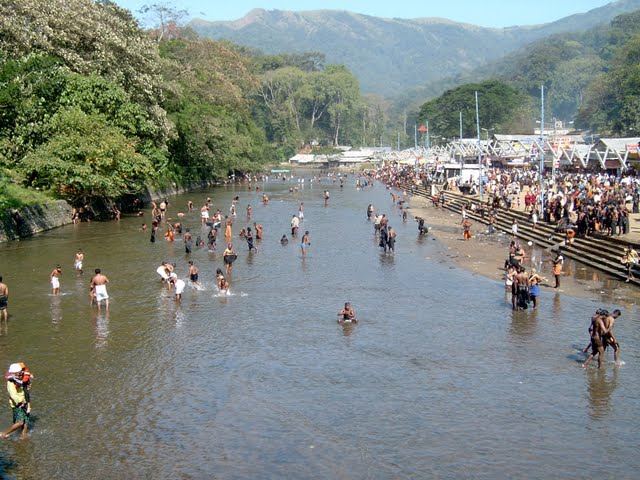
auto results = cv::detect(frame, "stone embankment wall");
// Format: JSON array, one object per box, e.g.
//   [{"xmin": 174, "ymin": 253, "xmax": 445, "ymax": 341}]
[
  {"xmin": 0, "ymin": 200, "xmax": 73, "ymax": 243},
  {"xmin": 0, "ymin": 180, "xmax": 220, "ymax": 243},
  {"xmin": 143, "ymin": 180, "xmax": 218, "ymax": 204}
]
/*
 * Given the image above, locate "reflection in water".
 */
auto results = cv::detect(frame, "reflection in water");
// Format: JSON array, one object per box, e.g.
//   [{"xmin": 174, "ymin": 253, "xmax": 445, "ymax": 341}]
[
  {"xmin": 92, "ymin": 310, "xmax": 109, "ymax": 348},
  {"xmin": 586, "ymin": 367, "xmax": 618, "ymax": 421},
  {"xmin": 509, "ymin": 308, "xmax": 538, "ymax": 337},
  {"xmin": 378, "ymin": 252, "xmax": 396, "ymax": 267},
  {"xmin": 50, "ymin": 294, "xmax": 63, "ymax": 326},
  {"xmin": 552, "ymin": 292, "xmax": 562, "ymax": 317}
]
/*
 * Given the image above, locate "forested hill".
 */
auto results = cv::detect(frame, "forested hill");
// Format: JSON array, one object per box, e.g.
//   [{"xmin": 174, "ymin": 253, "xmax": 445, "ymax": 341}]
[{"xmin": 189, "ymin": 0, "xmax": 640, "ymax": 96}]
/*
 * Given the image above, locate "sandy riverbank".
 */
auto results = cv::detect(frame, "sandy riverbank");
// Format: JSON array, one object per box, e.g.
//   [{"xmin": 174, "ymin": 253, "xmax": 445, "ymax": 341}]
[{"xmin": 406, "ymin": 194, "xmax": 638, "ymax": 306}]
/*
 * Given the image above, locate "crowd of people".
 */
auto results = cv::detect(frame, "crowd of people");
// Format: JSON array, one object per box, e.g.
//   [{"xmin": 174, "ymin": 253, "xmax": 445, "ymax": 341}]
[{"xmin": 1, "ymin": 164, "xmax": 636, "ymax": 440}]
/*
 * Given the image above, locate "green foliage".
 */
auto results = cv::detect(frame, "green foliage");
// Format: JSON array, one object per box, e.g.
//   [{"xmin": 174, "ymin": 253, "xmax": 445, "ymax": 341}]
[
  {"xmin": 161, "ymin": 38, "xmax": 274, "ymax": 181},
  {"xmin": 0, "ymin": 172, "xmax": 52, "ymax": 210},
  {"xmin": 418, "ymin": 81, "xmax": 531, "ymax": 139},
  {"xmin": 0, "ymin": 0, "xmax": 170, "ymax": 139},
  {"xmin": 255, "ymin": 59, "xmax": 365, "ymax": 147},
  {"xmin": 19, "ymin": 107, "xmax": 156, "ymax": 204}
]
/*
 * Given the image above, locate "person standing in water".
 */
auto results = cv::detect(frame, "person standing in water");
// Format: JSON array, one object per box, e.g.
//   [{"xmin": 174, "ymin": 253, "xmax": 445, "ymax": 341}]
[
  {"xmin": 184, "ymin": 228, "xmax": 193, "ymax": 254},
  {"xmin": 338, "ymin": 302, "xmax": 357, "ymax": 323},
  {"xmin": 301, "ymin": 231, "xmax": 310, "ymax": 256},
  {"xmin": 223, "ymin": 243, "xmax": 237, "ymax": 274},
  {"xmin": 216, "ymin": 268, "xmax": 229, "ymax": 294},
  {"xmin": 171, "ymin": 277, "xmax": 185, "ymax": 302},
  {"xmin": 90, "ymin": 268, "xmax": 110, "ymax": 311},
  {"xmin": 246, "ymin": 227, "xmax": 258, "ymax": 252},
  {"xmin": 50, "ymin": 265, "xmax": 62, "ymax": 295},
  {"xmin": 291, "ymin": 215, "xmax": 300, "ymax": 236},
  {"xmin": 0, "ymin": 277, "xmax": 8, "ymax": 326},
  {"xmin": 298, "ymin": 202, "xmax": 304, "ymax": 222},
  {"xmin": 74, "ymin": 249, "xmax": 84, "ymax": 275},
  {"xmin": 188, "ymin": 261, "xmax": 199, "ymax": 284}
]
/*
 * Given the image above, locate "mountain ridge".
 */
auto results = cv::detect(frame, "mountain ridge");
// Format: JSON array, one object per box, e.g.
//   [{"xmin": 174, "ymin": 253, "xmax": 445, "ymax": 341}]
[{"xmin": 189, "ymin": 0, "xmax": 640, "ymax": 96}]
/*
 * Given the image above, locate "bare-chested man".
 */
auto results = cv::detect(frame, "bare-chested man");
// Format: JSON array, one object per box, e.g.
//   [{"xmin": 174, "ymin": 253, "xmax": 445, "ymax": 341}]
[
  {"xmin": 74, "ymin": 249, "xmax": 84, "ymax": 275},
  {"xmin": 582, "ymin": 310, "xmax": 610, "ymax": 368},
  {"xmin": 50, "ymin": 265, "xmax": 62, "ymax": 295},
  {"xmin": 583, "ymin": 309, "xmax": 622, "ymax": 364},
  {"xmin": 513, "ymin": 266, "xmax": 530, "ymax": 310},
  {"xmin": 90, "ymin": 268, "xmax": 110, "ymax": 311}
]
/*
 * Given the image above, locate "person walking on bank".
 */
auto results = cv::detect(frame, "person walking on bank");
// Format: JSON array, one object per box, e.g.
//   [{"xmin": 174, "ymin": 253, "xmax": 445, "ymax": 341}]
[{"xmin": 1, "ymin": 363, "xmax": 32, "ymax": 440}]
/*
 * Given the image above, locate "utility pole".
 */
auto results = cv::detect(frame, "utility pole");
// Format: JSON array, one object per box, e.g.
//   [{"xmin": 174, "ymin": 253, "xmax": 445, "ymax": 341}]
[
  {"xmin": 540, "ymin": 85, "xmax": 545, "ymax": 215},
  {"xmin": 475, "ymin": 91, "xmax": 483, "ymax": 201}
]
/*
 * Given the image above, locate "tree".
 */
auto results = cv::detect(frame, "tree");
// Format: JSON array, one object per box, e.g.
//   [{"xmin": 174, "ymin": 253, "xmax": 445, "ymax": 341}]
[
  {"xmin": 418, "ymin": 80, "xmax": 531, "ymax": 139},
  {"xmin": 19, "ymin": 107, "xmax": 156, "ymax": 204},
  {"xmin": 0, "ymin": 0, "xmax": 170, "ymax": 139},
  {"xmin": 138, "ymin": 2, "xmax": 190, "ymax": 43}
]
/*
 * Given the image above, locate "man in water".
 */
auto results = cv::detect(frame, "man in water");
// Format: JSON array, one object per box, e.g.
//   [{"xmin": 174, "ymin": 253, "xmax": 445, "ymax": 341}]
[
  {"xmin": 338, "ymin": 302, "xmax": 357, "ymax": 323},
  {"xmin": 583, "ymin": 309, "xmax": 622, "ymax": 364},
  {"xmin": 216, "ymin": 268, "xmax": 230, "ymax": 295},
  {"xmin": 1, "ymin": 363, "xmax": 31, "ymax": 440},
  {"xmin": 188, "ymin": 261, "xmax": 199, "ymax": 284},
  {"xmin": 157, "ymin": 261, "xmax": 170, "ymax": 284},
  {"xmin": 387, "ymin": 226, "xmax": 396, "ymax": 253},
  {"xmin": 291, "ymin": 214, "xmax": 300, "ymax": 236},
  {"xmin": 415, "ymin": 216, "xmax": 427, "ymax": 234},
  {"xmin": 253, "ymin": 222, "xmax": 263, "ymax": 240},
  {"xmin": 0, "ymin": 277, "xmax": 8, "ymax": 324},
  {"xmin": 171, "ymin": 277, "xmax": 185, "ymax": 302},
  {"xmin": 90, "ymin": 268, "xmax": 110, "ymax": 311},
  {"xmin": 223, "ymin": 244, "xmax": 237, "ymax": 274},
  {"xmin": 246, "ymin": 227, "xmax": 257, "ymax": 252},
  {"xmin": 582, "ymin": 310, "xmax": 610, "ymax": 368},
  {"xmin": 184, "ymin": 228, "xmax": 193, "ymax": 254},
  {"xmin": 513, "ymin": 266, "xmax": 530, "ymax": 310},
  {"xmin": 50, "ymin": 265, "xmax": 62, "ymax": 295},
  {"xmin": 280, "ymin": 234, "xmax": 289, "ymax": 245},
  {"xmin": 74, "ymin": 249, "xmax": 84, "ymax": 275}
]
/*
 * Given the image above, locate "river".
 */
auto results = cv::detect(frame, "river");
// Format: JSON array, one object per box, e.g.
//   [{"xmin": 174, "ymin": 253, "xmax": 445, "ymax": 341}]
[{"xmin": 0, "ymin": 176, "xmax": 638, "ymax": 479}]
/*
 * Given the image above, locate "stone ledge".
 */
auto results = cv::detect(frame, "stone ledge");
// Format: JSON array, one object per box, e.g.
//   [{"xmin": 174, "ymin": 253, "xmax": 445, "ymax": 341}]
[{"xmin": 0, "ymin": 200, "xmax": 73, "ymax": 243}]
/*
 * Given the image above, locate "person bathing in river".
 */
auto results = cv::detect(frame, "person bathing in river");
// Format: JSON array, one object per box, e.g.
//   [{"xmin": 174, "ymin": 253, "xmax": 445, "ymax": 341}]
[
  {"xmin": 216, "ymin": 268, "xmax": 230, "ymax": 295},
  {"xmin": 246, "ymin": 227, "xmax": 258, "ymax": 252},
  {"xmin": 338, "ymin": 302, "xmax": 357, "ymax": 323},
  {"xmin": 188, "ymin": 261, "xmax": 199, "ymax": 284},
  {"xmin": 74, "ymin": 249, "xmax": 84, "ymax": 275},
  {"xmin": 50, "ymin": 265, "xmax": 62, "ymax": 295},
  {"xmin": 90, "ymin": 268, "xmax": 110, "ymax": 311}
]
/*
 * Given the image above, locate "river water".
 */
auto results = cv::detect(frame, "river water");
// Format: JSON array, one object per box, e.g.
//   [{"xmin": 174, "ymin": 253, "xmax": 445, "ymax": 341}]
[{"xmin": 0, "ymin": 176, "xmax": 638, "ymax": 479}]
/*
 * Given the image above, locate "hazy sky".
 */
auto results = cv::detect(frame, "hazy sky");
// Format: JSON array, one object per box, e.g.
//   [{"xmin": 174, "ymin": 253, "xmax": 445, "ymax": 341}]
[{"xmin": 114, "ymin": 0, "xmax": 613, "ymax": 27}]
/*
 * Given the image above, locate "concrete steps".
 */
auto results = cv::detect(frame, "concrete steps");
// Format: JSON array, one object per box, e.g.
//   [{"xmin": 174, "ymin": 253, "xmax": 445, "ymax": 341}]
[{"xmin": 404, "ymin": 184, "xmax": 640, "ymax": 287}]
